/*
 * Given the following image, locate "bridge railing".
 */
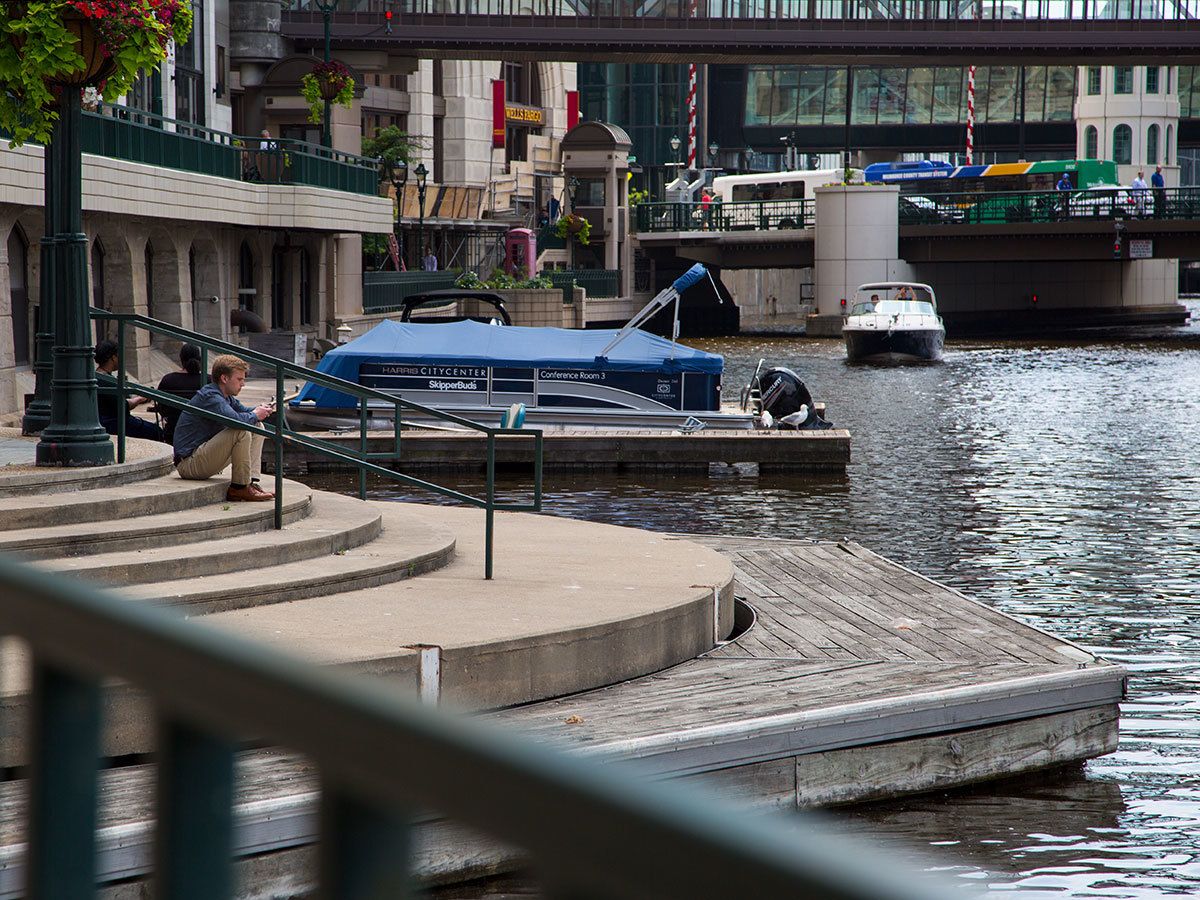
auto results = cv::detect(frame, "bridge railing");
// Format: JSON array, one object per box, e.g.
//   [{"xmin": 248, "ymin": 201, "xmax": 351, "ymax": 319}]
[
  {"xmin": 636, "ymin": 198, "xmax": 813, "ymax": 233},
  {"xmin": 898, "ymin": 186, "xmax": 1200, "ymax": 225},
  {"xmin": 287, "ymin": 0, "xmax": 1200, "ymax": 22}
]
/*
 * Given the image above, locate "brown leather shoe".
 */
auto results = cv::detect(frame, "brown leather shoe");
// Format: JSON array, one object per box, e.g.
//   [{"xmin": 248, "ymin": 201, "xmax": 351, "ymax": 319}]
[
  {"xmin": 227, "ymin": 484, "xmax": 271, "ymax": 502},
  {"xmin": 249, "ymin": 482, "xmax": 275, "ymax": 499}
]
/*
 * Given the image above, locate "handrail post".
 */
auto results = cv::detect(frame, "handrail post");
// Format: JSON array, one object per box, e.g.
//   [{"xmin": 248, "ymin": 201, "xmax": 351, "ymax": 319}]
[
  {"xmin": 274, "ymin": 366, "xmax": 285, "ymax": 530},
  {"xmin": 486, "ymin": 432, "xmax": 496, "ymax": 580},
  {"xmin": 116, "ymin": 321, "xmax": 126, "ymax": 464},
  {"xmin": 533, "ymin": 431, "xmax": 543, "ymax": 512},
  {"xmin": 393, "ymin": 401, "xmax": 402, "ymax": 460},
  {"xmin": 359, "ymin": 401, "xmax": 368, "ymax": 501}
]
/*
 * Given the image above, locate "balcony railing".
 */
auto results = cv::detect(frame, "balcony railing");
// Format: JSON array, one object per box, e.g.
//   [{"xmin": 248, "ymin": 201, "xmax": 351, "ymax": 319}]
[
  {"xmin": 636, "ymin": 199, "xmax": 814, "ymax": 233},
  {"xmin": 82, "ymin": 104, "xmax": 380, "ymax": 196},
  {"xmin": 362, "ymin": 271, "xmax": 461, "ymax": 311},
  {"xmin": 547, "ymin": 268, "xmax": 620, "ymax": 303}
]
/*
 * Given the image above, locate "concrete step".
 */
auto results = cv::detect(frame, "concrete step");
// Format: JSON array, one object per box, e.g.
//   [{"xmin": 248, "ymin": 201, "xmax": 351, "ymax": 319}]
[
  {"xmin": 120, "ymin": 504, "xmax": 457, "ymax": 614},
  {"xmin": 0, "ymin": 436, "xmax": 174, "ymax": 497},
  {"xmin": 33, "ymin": 492, "xmax": 382, "ymax": 586},
  {"xmin": 0, "ymin": 474, "xmax": 232, "ymax": 531},
  {"xmin": 0, "ymin": 481, "xmax": 314, "ymax": 560}
]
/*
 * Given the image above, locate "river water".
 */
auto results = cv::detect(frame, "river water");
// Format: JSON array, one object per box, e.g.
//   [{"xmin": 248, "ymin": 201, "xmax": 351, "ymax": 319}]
[{"xmin": 344, "ymin": 308, "xmax": 1200, "ymax": 897}]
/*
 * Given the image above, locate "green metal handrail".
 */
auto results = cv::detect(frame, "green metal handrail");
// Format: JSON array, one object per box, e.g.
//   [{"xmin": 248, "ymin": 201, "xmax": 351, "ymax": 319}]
[
  {"xmin": 82, "ymin": 104, "xmax": 380, "ymax": 196},
  {"xmin": 897, "ymin": 186, "xmax": 1200, "ymax": 226},
  {"xmin": 635, "ymin": 198, "xmax": 814, "ymax": 233},
  {"xmin": 0, "ymin": 555, "xmax": 957, "ymax": 898},
  {"xmin": 362, "ymin": 270, "xmax": 460, "ymax": 312},
  {"xmin": 92, "ymin": 310, "xmax": 543, "ymax": 580}
]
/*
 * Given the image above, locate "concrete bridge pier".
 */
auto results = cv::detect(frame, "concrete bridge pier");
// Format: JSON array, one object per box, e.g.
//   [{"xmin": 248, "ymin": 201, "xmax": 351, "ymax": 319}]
[{"xmin": 810, "ymin": 184, "xmax": 913, "ymax": 337}]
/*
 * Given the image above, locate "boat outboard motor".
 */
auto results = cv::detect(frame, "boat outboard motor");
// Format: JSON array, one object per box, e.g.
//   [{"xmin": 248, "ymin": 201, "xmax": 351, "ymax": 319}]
[
  {"xmin": 757, "ymin": 367, "xmax": 833, "ymax": 430},
  {"xmin": 758, "ymin": 367, "xmax": 813, "ymax": 419}
]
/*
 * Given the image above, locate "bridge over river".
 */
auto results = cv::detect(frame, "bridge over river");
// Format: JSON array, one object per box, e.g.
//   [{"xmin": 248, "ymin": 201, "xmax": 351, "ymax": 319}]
[
  {"xmin": 285, "ymin": 0, "xmax": 1200, "ymax": 64},
  {"xmin": 633, "ymin": 185, "xmax": 1197, "ymax": 331}
]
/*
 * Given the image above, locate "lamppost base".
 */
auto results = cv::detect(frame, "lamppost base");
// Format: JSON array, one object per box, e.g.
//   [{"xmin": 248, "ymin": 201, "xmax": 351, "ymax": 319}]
[
  {"xmin": 21, "ymin": 408, "xmax": 51, "ymax": 436},
  {"xmin": 35, "ymin": 433, "xmax": 114, "ymax": 467}
]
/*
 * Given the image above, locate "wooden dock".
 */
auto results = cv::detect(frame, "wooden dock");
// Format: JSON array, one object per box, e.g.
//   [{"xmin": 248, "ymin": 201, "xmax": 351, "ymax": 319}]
[
  {"xmin": 273, "ymin": 428, "xmax": 851, "ymax": 476},
  {"xmin": 0, "ymin": 539, "xmax": 1122, "ymax": 895}
]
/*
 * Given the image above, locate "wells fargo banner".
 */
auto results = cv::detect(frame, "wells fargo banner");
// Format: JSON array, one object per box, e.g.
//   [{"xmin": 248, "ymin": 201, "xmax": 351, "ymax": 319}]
[
  {"xmin": 491, "ymin": 79, "xmax": 505, "ymax": 148},
  {"xmin": 504, "ymin": 104, "xmax": 544, "ymax": 126}
]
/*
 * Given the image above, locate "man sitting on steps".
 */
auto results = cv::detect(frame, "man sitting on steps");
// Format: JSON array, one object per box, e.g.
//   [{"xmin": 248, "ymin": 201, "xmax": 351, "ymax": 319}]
[{"xmin": 173, "ymin": 354, "xmax": 276, "ymax": 502}]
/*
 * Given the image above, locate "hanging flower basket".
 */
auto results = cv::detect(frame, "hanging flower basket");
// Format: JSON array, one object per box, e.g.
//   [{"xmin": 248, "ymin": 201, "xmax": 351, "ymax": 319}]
[
  {"xmin": 554, "ymin": 213, "xmax": 591, "ymax": 245},
  {"xmin": 0, "ymin": 0, "xmax": 193, "ymax": 144},
  {"xmin": 300, "ymin": 60, "xmax": 356, "ymax": 125}
]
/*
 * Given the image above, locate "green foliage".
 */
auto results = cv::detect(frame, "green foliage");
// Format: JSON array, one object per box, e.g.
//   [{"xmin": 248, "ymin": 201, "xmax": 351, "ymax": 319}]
[
  {"xmin": 300, "ymin": 60, "xmax": 354, "ymax": 126},
  {"xmin": 0, "ymin": 1, "xmax": 193, "ymax": 145},
  {"xmin": 456, "ymin": 268, "xmax": 554, "ymax": 290},
  {"xmin": 361, "ymin": 125, "xmax": 421, "ymax": 169},
  {"xmin": 628, "ymin": 187, "xmax": 650, "ymax": 207},
  {"xmin": 553, "ymin": 213, "xmax": 591, "ymax": 246}
]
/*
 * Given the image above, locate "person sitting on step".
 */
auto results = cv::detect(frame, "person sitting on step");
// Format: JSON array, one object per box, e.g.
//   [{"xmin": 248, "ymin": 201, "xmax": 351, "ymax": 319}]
[
  {"xmin": 173, "ymin": 354, "xmax": 276, "ymax": 502},
  {"xmin": 94, "ymin": 339, "xmax": 166, "ymax": 443}
]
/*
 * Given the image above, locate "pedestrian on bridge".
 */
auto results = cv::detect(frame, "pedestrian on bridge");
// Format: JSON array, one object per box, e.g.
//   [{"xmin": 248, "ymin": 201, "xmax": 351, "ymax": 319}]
[
  {"xmin": 1132, "ymin": 171, "xmax": 1149, "ymax": 217},
  {"xmin": 1056, "ymin": 172, "xmax": 1073, "ymax": 220},
  {"xmin": 1152, "ymin": 165, "xmax": 1166, "ymax": 218}
]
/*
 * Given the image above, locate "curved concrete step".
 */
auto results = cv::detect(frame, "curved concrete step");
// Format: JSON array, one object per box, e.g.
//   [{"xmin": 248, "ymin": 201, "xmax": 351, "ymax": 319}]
[
  {"xmin": 0, "ymin": 481, "xmax": 314, "ymax": 560},
  {"xmin": 33, "ymin": 492, "xmax": 382, "ymax": 586},
  {"xmin": 120, "ymin": 504, "xmax": 457, "ymax": 614},
  {"xmin": 0, "ymin": 474, "xmax": 233, "ymax": 531},
  {"xmin": 0, "ymin": 435, "xmax": 174, "ymax": 497}
]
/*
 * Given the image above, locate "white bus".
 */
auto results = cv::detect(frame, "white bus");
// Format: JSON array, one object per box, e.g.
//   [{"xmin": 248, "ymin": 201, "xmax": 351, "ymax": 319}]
[{"xmin": 711, "ymin": 168, "xmax": 863, "ymax": 204}]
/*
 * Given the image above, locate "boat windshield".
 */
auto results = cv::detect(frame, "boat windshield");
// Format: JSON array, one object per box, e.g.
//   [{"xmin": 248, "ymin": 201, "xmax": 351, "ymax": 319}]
[{"xmin": 873, "ymin": 299, "xmax": 936, "ymax": 316}]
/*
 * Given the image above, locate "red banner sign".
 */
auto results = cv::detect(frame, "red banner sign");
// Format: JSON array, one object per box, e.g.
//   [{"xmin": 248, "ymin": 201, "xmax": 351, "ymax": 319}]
[
  {"xmin": 492, "ymin": 79, "xmax": 506, "ymax": 149},
  {"xmin": 566, "ymin": 90, "xmax": 579, "ymax": 130}
]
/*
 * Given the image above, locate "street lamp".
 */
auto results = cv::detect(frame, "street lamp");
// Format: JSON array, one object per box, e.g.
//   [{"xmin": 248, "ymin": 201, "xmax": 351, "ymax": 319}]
[
  {"xmin": 708, "ymin": 140, "xmax": 719, "ymax": 167},
  {"xmin": 314, "ymin": 0, "xmax": 340, "ymax": 149},
  {"xmin": 387, "ymin": 160, "xmax": 407, "ymax": 269},
  {"xmin": 669, "ymin": 133, "xmax": 682, "ymax": 168},
  {"xmin": 414, "ymin": 162, "xmax": 428, "ymax": 270},
  {"xmin": 568, "ymin": 176, "xmax": 580, "ymax": 211}
]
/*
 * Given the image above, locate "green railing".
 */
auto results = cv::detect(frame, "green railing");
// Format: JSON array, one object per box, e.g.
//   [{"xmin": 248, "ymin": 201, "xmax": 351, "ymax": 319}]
[
  {"xmin": 636, "ymin": 199, "xmax": 814, "ymax": 233},
  {"xmin": 362, "ymin": 270, "xmax": 460, "ymax": 312},
  {"xmin": 547, "ymin": 268, "xmax": 620, "ymax": 304},
  {"xmin": 536, "ymin": 223, "xmax": 567, "ymax": 250},
  {"xmin": 92, "ymin": 310, "xmax": 542, "ymax": 580},
  {"xmin": 0, "ymin": 556, "xmax": 955, "ymax": 899},
  {"xmin": 897, "ymin": 187, "xmax": 1200, "ymax": 226},
  {"xmin": 82, "ymin": 104, "xmax": 380, "ymax": 196}
]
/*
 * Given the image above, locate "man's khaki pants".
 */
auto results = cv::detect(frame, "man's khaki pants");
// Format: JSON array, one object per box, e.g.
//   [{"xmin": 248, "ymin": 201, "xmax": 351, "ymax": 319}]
[{"xmin": 177, "ymin": 428, "xmax": 265, "ymax": 485}]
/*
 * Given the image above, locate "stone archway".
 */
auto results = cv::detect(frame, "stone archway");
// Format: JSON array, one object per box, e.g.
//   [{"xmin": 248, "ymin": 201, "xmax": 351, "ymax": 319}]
[{"xmin": 189, "ymin": 233, "xmax": 225, "ymax": 340}]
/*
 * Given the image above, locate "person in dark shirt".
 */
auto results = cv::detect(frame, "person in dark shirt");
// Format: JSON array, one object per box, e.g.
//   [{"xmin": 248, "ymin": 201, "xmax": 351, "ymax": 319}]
[
  {"xmin": 155, "ymin": 343, "xmax": 207, "ymax": 445},
  {"xmin": 173, "ymin": 354, "xmax": 275, "ymax": 502},
  {"xmin": 94, "ymin": 340, "xmax": 165, "ymax": 442}
]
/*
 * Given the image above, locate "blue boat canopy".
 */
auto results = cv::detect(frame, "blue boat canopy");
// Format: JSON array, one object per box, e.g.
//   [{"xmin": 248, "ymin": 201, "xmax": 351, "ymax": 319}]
[{"xmin": 293, "ymin": 319, "xmax": 724, "ymax": 407}]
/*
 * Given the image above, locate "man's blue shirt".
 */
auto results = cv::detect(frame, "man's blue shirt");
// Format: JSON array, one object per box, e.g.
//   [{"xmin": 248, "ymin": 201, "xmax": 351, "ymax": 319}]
[
  {"xmin": 1151, "ymin": 172, "xmax": 1166, "ymax": 188},
  {"xmin": 173, "ymin": 383, "xmax": 260, "ymax": 459}
]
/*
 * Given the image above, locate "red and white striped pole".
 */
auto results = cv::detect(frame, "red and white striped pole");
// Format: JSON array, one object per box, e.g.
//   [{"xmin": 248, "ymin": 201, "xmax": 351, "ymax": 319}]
[
  {"xmin": 686, "ymin": 0, "xmax": 698, "ymax": 170},
  {"xmin": 966, "ymin": 65, "xmax": 976, "ymax": 165}
]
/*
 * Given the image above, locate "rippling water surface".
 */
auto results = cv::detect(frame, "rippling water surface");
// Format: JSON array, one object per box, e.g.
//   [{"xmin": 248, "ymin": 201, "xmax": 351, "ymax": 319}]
[{"xmin": 348, "ymin": 309, "xmax": 1200, "ymax": 897}]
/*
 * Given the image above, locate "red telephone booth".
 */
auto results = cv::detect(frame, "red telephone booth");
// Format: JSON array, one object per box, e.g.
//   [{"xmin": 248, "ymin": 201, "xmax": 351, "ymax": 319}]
[{"xmin": 504, "ymin": 228, "xmax": 537, "ymax": 278}]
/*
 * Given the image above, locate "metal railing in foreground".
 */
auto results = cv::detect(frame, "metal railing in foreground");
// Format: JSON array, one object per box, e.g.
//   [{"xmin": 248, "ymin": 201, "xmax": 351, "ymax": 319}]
[
  {"xmin": 1, "ymin": 556, "xmax": 959, "ymax": 899},
  {"xmin": 92, "ymin": 310, "xmax": 542, "ymax": 579},
  {"xmin": 636, "ymin": 198, "xmax": 814, "ymax": 233},
  {"xmin": 898, "ymin": 186, "xmax": 1200, "ymax": 226}
]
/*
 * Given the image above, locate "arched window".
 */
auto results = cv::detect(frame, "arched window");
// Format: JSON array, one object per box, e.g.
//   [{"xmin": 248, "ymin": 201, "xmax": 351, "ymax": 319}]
[
  {"xmin": 1084, "ymin": 125, "xmax": 1098, "ymax": 160},
  {"xmin": 7, "ymin": 227, "xmax": 28, "ymax": 366},
  {"xmin": 1112, "ymin": 124, "xmax": 1133, "ymax": 165},
  {"xmin": 1166, "ymin": 124, "xmax": 1173, "ymax": 165},
  {"xmin": 299, "ymin": 247, "xmax": 313, "ymax": 327},
  {"xmin": 91, "ymin": 240, "xmax": 105, "ymax": 312},
  {"xmin": 1147, "ymin": 124, "xmax": 1160, "ymax": 166}
]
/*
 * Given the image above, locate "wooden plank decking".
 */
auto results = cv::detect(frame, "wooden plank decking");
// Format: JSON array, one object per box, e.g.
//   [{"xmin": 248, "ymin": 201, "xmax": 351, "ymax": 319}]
[{"xmin": 0, "ymin": 540, "xmax": 1123, "ymax": 895}]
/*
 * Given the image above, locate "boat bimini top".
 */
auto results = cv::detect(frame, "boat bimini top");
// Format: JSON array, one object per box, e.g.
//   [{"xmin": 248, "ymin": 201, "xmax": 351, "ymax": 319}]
[{"xmin": 848, "ymin": 281, "xmax": 938, "ymax": 318}]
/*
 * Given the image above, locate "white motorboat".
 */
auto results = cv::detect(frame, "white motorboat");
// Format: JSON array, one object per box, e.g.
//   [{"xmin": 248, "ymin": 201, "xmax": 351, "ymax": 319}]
[{"xmin": 842, "ymin": 282, "xmax": 945, "ymax": 363}]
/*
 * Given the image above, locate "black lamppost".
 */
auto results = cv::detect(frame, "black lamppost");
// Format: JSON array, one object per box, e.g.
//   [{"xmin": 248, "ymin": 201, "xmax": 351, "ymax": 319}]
[
  {"xmin": 708, "ymin": 140, "xmax": 719, "ymax": 168},
  {"xmin": 669, "ymin": 133, "xmax": 682, "ymax": 169},
  {"xmin": 414, "ymin": 162, "xmax": 428, "ymax": 269},
  {"xmin": 22, "ymin": 121, "xmax": 60, "ymax": 435},
  {"xmin": 388, "ymin": 160, "xmax": 407, "ymax": 269},
  {"xmin": 315, "ymin": 0, "xmax": 340, "ymax": 148},
  {"xmin": 36, "ymin": 72, "xmax": 114, "ymax": 465},
  {"xmin": 568, "ymin": 176, "xmax": 580, "ymax": 211}
]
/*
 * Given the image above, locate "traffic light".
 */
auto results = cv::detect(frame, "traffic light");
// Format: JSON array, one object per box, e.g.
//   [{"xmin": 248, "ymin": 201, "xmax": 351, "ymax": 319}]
[
  {"xmin": 1112, "ymin": 236, "xmax": 1123, "ymax": 259},
  {"xmin": 385, "ymin": 8, "xmax": 393, "ymax": 33}
]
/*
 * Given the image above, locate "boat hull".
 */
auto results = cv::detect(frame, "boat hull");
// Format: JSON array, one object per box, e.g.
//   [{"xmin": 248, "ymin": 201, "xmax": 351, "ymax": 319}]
[
  {"xmin": 843, "ymin": 326, "xmax": 944, "ymax": 363},
  {"xmin": 287, "ymin": 403, "xmax": 756, "ymax": 432}
]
